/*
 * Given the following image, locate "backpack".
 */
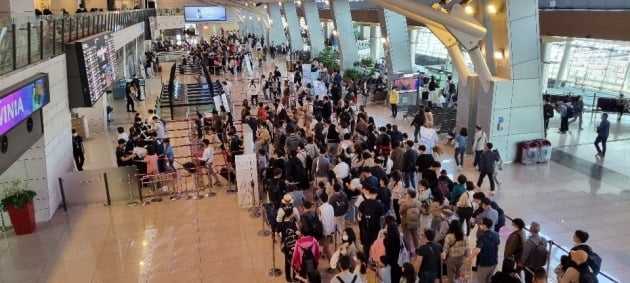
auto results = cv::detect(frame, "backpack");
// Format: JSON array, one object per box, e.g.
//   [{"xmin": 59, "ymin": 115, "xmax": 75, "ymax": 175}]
[
  {"xmin": 579, "ymin": 268, "xmax": 598, "ymax": 283},
  {"xmin": 449, "ymin": 82, "xmax": 456, "ymax": 94},
  {"xmin": 300, "ymin": 244, "xmax": 318, "ymax": 275},
  {"xmin": 302, "ymin": 212, "xmax": 324, "ymax": 240},
  {"xmin": 281, "ymin": 224, "xmax": 298, "ymax": 256},
  {"xmin": 566, "ymin": 105, "xmax": 574, "ymax": 118},
  {"xmin": 437, "ymin": 180, "xmax": 450, "ymax": 200},
  {"xmin": 587, "ymin": 250, "xmax": 603, "ymax": 275},
  {"xmin": 404, "ymin": 203, "xmax": 421, "ymax": 229},
  {"xmin": 526, "ymin": 238, "xmax": 548, "ymax": 267},
  {"xmin": 335, "ymin": 274, "xmax": 358, "ymax": 283}
]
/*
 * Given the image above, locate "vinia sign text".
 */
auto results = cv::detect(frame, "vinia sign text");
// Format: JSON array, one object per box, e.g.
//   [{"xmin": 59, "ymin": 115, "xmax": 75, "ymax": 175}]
[{"xmin": 0, "ymin": 75, "xmax": 49, "ymax": 135}]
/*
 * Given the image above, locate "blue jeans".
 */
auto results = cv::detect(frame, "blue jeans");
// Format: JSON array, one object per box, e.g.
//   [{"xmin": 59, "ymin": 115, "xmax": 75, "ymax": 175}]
[
  {"xmin": 454, "ymin": 148, "xmax": 465, "ymax": 166},
  {"xmin": 404, "ymin": 171, "xmax": 416, "ymax": 189}
]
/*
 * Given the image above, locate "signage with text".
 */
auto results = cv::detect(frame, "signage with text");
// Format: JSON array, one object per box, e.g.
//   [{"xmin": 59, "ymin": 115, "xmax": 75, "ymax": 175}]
[{"xmin": 0, "ymin": 73, "xmax": 49, "ymax": 136}]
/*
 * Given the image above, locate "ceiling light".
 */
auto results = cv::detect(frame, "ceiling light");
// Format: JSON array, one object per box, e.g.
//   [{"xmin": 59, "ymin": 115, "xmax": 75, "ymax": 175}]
[
  {"xmin": 487, "ymin": 4, "xmax": 497, "ymax": 14},
  {"xmin": 464, "ymin": 5, "xmax": 474, "ymax": 15}
]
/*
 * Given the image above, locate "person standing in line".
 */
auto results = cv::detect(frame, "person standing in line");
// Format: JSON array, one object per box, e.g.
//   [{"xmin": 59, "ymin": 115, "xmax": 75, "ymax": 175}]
[
  {"xmin": 467, "ymin": 218, "xmax": 500, "ymax": 283},
  {"xmin": 72, "ymin": 129, "xmax": 85, "ymax": 171},
  {"xmin": 472, "ymin": 125, "xmax": 487, "ymax": 170},
  {"xmin": 543, "ymin": 99, "xmax": 554, "ymax": 134},
  {"xmin": 595, "ymin": 113, "xmax": 610, "ymax": 157},
  {"xmin": 569, "ymin": 95, "xmax": 584, "ymax": 130},
  {"xmin": 413, "ymin": 229, "xmax": 443, "ymax": 282},
  {"xmin": 477, "ymin": 143, "xmax": 499, "ymax": 195},
  {"xmin": 616, "ymin": 93, "xmax": 627, "ymax": 121},
  {"xmin": 519, "ymin": 222, "xmax": 548, "ymax": 283},
  {"xmin": 198, "ymin": 138, "xmax": 222, "ymax": 187},
  {"xmin": 402, "ymin": 141, "xmax": 418, "ymax": 189},
  {"xmin": 389, "ymin": 86, "xmax": 399, "ymax": 119}
]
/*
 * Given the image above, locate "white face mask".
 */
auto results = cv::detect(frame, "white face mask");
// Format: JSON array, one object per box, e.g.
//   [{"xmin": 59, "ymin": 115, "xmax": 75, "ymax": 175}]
[
  {"xmin": 342, "ymin": 235, "xmax": 349, "ymax": 241},
  {"xmin": 72, "ymin": 133, "xmax": 78, "ymax": 137}
]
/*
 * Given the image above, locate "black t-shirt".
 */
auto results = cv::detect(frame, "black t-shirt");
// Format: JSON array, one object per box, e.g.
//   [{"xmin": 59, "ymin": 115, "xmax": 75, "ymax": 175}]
[
  {"xmin": 416, "ymin": 242, "xmax": 442, "ymax": 273},
  {"xmin": 376, "ymin": 186, "xmax": 392, "ymax": 211},
  {"xmin": 422, "ymin": 169, "xmax": 438, "ymax": 189},
  {"xmin": 116, "ymin": 147, "xmax": 132, "ymax": 167},
  {"xmin": 72, "ymin": 136, "xmax": 83, "ymax": 153},
  {"xmin": 358, "ymin": 199, "xmax": 385, "ymax": 233}
]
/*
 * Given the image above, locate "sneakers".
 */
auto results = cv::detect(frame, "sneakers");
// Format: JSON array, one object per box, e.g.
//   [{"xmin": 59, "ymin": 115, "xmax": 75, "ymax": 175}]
[{"xmin": 457, "ymin": 165, "xmax": 462, "ymax": 171}]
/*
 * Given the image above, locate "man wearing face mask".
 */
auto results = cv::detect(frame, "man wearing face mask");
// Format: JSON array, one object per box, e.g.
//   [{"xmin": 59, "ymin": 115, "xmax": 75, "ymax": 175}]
[{"xmin": 72, "ymin": 129, "xmax": 85, "ymax": 171}]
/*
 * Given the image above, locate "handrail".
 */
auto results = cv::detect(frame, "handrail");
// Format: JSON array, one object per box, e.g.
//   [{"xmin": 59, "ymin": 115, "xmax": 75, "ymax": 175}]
[
  {"xmin": 0, "ymin": 9, "xmax": 155, "ymax": 77},
  {"xmin": 504, "ymin": 215, "xmax": 620, "ymax": 282}
]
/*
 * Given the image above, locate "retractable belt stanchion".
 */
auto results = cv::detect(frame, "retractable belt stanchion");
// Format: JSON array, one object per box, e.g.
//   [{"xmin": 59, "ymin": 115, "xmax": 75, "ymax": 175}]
[
  {"xmin": 249, "ymin": 180, "xmax": 261, "ymax": 218},
  {"xmin": 266, "ymin": 206, "xmax": 282, "ymax": 277},
  {"xmin": 258, "ymin": 199, "xmax": 271, "ymax": 237}
]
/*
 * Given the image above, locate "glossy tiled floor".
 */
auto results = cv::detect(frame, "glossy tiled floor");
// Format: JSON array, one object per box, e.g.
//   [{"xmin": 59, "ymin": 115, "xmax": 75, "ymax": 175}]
[{"xmin": 1, "ymin": 56, "xmax": 629, "ymax": 282}]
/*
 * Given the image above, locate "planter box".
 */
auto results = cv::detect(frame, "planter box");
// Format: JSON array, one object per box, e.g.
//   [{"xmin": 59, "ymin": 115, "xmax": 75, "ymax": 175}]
[{"xmin": 7, "ymin": 202, "xmax": 36, "ymax": 235}]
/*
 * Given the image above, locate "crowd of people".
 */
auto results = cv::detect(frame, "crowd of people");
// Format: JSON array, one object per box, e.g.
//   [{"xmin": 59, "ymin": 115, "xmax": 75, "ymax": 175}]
[
  {"xmin": 109, "ymin": 29, "xmax": 606, "ymax": 282},
  {"xmin": 197, "ymin": 36, "xmax": 604, "ymax": 283}
]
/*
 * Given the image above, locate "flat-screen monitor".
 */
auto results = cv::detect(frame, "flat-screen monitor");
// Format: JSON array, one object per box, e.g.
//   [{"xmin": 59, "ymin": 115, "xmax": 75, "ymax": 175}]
[
  {"xmin": 0, "ymin": 73, "xmax": 49, "ymax": 136},
  {"xmin": 393, "ymin": 77, "xmax": 419, "ymax": 92},
  {"xmin": 184, "ymin": 6, "xmax": 227, "ymax": 22},
  {"xmin": 65, "ymin": 32, "xmax": 118, "ymax": 107}
]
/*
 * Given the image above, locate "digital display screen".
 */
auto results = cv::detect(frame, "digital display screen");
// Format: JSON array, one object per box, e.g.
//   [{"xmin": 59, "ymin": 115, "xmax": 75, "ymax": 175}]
[
  {"xmin": 81, "ymin": 33, "xmax": 117, "ymax": 105},
  {"xmin": 394, "ymin": 78, "xmax": 419, "ymax": 92},
  {"xmin": 184, "ymin": 6, "xmax": 227, "ymax": 22},
  {"xmin": 66, "ymin": 32, "xmax": 118, "ymax": 107},
  {"xmin": 0, "ymin": 74, "xmax": 49, "ymax": 136}
]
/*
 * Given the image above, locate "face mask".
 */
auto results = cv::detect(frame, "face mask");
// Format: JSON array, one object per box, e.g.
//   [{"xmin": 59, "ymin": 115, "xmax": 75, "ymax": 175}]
[
  {"xmin": 342, "ymin": 235, "xmax": 349, "ymax": 241},
  {"xmin": 72, "ymin": 133, "xmax": 78, "ymax": 137}
]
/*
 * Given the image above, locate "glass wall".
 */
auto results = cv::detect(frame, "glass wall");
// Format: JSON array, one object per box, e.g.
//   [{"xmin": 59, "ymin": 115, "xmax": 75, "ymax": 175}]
[{"xmin": 547, "ymin": 39, "xmax": 630, "ymax": 94}]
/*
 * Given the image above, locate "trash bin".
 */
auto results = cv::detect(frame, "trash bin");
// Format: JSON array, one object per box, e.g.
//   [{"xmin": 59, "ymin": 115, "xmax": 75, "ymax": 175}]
[
  {"xmin": 538, "ymin": 139, "xmax": 552, "ymax": 163},
  {"xmin": 520, "ymin": 141, "xmax": 539, "ymax": 165}
]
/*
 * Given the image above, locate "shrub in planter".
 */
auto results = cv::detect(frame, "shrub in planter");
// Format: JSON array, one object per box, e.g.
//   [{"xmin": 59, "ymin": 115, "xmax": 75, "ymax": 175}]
[{"xmin": 1, "ymin": 178, "xmax": 37, "ymax": 235}]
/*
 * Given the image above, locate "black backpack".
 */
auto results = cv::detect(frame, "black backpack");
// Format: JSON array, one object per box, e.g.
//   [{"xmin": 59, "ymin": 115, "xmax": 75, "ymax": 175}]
[
  {"xmin": 526, "ymin": 238, "xmax": 548, "ymax": 267},
  {"xmin": 579, "ymin": 268, "xmax": 598, "ymax": 283},
  {"xmin": 300, "ymin": 244, "xmax": 317, "ymax": 275},
  {"xmin": 301, "ymin": 212, "xmax": 324, "ymax": 240},
  {"xmin": 587, "ymin": 250, "xmax": 603, "ymax": 275},
  {"xmin": 449, "ymin": 82, "xmax": 456, "ymax": 94},
  {"xmin": 281, "ymin": 224, "xmax": 298, "ymax": 256}
]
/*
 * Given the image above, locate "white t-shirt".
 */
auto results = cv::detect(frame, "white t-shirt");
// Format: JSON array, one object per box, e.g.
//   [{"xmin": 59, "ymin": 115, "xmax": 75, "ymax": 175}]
[
  {"xmin": 333, "ymin": 162, "xmax": 350, "ymax": 180},
  {"xmin": 154, "ymin": 122, "xmax": 166, "ymax": 139},
  {"xmin": 318, "ymin": 203, "xmax": 335, "ymax": 236},
  {"xmin": 118, "ymin": 132, "xmax": 129, "ymax": 142},
  {"xmin": 419, "ymin": 126, "xmax": 438, "ymax": 154},
  {"xmin": 202, "ymin": 146, "xmax": 214, "ymax": 164}
]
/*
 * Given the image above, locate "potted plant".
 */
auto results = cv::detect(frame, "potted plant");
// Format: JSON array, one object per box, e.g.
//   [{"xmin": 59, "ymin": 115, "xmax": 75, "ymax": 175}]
[{"xmin": 1, "ymin": 178, "xmax": 37, "ymax": 235}]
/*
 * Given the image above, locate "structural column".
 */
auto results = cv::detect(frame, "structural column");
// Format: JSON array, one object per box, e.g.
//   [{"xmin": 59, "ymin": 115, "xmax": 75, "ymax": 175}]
[
  {"xmin": 267, "ymin": 3, "xmax": 288, "ymax": 47},
  {"xmin": 378, "ymin": 8, "xmax": 413, "ymax": 76},
  {"xmin": 283, "ymin": 2, "xmax": 305, "ymax": 52},
  {"xmin": 481, "ymin": 0, "xmax": 497, "ymax": 75},
  {"xmin": 331, "ymin": 0, "xmax": 360, "ymax": 71},
  {"xmin": 369, "ymin": 24, "xmax": 381, "ymax": 60},
  {"xmin": 303, "ymin": 0, "xmax": 325, "ymax": 56},
  {"xmin": 554, "ymin": 39, "xmax": 573, "ymax": 88}
]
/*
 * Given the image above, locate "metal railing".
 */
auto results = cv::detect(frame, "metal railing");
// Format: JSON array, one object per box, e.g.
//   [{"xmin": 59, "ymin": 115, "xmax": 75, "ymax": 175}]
[
  {"xmin": 0, "ymin": 9, "xmax": 155, "ymax": 76},
  {"xmin": 504, "ymin": 215, "xmax": 620, "ymax": 283}
]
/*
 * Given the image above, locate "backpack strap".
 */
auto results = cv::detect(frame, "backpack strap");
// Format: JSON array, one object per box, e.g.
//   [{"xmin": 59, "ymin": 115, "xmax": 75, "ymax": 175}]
[
  {"xmin": 335, "ymin": 276, "xmax": 345, "ymax": 283},
  {"xmin": 351, "ymin": 275, "xmax": 357, "ymax": 283}
]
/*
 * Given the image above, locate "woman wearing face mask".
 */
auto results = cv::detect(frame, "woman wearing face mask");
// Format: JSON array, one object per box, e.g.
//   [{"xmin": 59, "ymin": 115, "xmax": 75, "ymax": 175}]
[{"xmin": 330, "ymin": 227, "xmax": 358, "ymax": 270}]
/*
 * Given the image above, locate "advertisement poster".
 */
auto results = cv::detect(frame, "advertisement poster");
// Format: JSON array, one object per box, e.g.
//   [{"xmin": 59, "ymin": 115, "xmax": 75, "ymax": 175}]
[
  {"xmin": 0, "ymin": 75, "xmax": 49, "ymax": 135},
  {"xmin": 235, "ymin": 154, "xmax": 258, "ymax": 209}
]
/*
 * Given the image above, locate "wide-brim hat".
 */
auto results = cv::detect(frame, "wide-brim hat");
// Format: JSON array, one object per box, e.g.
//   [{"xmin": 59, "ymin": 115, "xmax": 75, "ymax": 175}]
[{"xmin": 281, "ymin": 194, "xmax": 293, "ymax": 205}]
